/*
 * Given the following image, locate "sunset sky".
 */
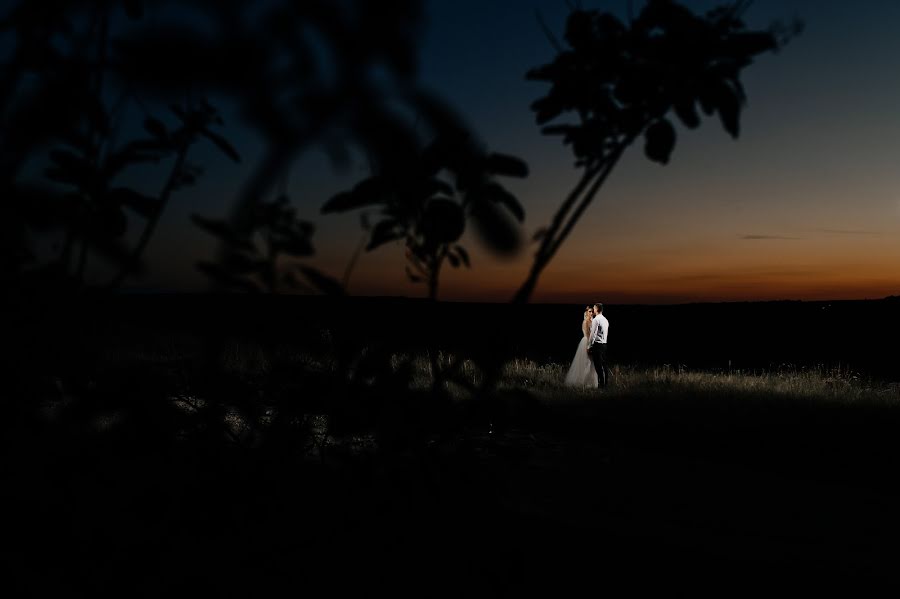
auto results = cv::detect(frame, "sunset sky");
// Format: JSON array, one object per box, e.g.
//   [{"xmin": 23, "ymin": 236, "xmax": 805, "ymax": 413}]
[{"xmin": 124, "ymin": 0, "xmax": 900, "ymax": 303}]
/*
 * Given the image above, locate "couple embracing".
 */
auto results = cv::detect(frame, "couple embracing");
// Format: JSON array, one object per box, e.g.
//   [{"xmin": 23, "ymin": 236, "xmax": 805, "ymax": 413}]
[{"xmin": 564, "ymin": 303, "xmax": 609, "ymax": 389}]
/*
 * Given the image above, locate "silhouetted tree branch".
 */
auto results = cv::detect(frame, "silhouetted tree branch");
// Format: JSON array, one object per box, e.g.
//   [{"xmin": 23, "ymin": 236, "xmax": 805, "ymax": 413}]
[{"xmin": 513, "ymin": 0, "xmax": 799, "ymax": 303}]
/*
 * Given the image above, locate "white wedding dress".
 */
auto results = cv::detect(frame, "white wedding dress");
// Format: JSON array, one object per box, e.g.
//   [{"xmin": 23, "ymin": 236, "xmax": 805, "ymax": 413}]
[{"xmin": 564, "ymin": 318, "xmax": 598, "ymax": 387}]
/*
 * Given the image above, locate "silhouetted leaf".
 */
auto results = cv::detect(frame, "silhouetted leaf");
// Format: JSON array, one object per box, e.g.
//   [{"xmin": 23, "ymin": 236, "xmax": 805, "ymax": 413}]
[
  {"xmin": 525, "ymin": 63, "xmax": 554, "ymax": 82},
  {"xmin": 714, "ymin": 81, "xmax": 741, "ymax": 138},
  {"xmin": 108, "ymin": 188, "xmax": 159, "ymax": 218},
  {"xmin": 47, "ymin": 149, "xmax": 95, "ymax": 189},
  {"xmin": 15, "ymin": 185, "xmax": 77, "ymax": 230},
  {"xmin": 541, "ymin": 124, "xmax": 576, "ymax": 137},
  {"xmin": 169, "ymin": 103, "xmax": 188, "ymax": 121},
  {"xmin": 644, "ymin": 119, "xmax": 676, "ymax": 164},
  {"xmin": 49, "ymin": 149, "xmax": 89, "ymax": 170},
  {"xmin": 16, "ymin": 38, "xmax": 63, "ymax": 71},
  {"xmin": 104, "ymin": 140, "xmax": 169, "ymax": 178},
  {"xmin": 614, "ymin": 75, "xmax": 651, "ymax": 107},
  {"xmin": 323, "ymin": 139, "xmax": 351, "ymax": 170},
  {"xmin": 726, "ymin": 32, "xmax": 777, "ymax": 57},
  {"xmin": 595, "ymin": 12, "xmax": 626, "ymax": 40},
  {"xmin": 419, "ymin": 143, "xmax": 445, "ymax": 176},
  {"xmin": 532, "ymin": 94, "xmax": 565, "ymax": 126},
  {"xmin": 57, "ymin": 129, "xmax": 94, "ymax": 155},
  {"xmin": 481, "ymin": 182, "xmax": 525, "ymax": 222},
  {"xmin": 366, "ymin": 219, "xmax": 403, "ymax": 251},
  {"xmin": 533, "ymin": 227, "xmax": 548, "ymax": 242},
  {"xmin": 421, "ymin": 178, "xmax": 454, "ymax": 198},
  {"xmin": 414, "ymin": 92, "xmax": 473, "ymax": 153},
  {"xmin": 85, "ymin": 94, "xmax": 109, "ymax": 135},
  {"xmin": 191, "ymin": 214, "xmax": 254, "ymax": 251},
  {"xmin": 446, "ymin": 252, "xmax": 460, "ymax": 268},
  {"xmin": 673, "ymin": 98, "xmax": 700, "ymax": 129},
  {"xmin": 96, "ymin": 207, "xmax": 128, "ymax": 238},
  {"xmin": 454, "ymin": 245, "xmax": 470, "ymax": 268},
  {"xmin": 405, "ymin": 266, "xmax": 423, "ymax": 283},
  {"xmin": 274, "ymin": 229, "xmax": 315, "ymax": 257},
  {"xmin": 564, "ymin": 10, "xmax": 594, "ymax": 51},
  {"xmin": 45, "ymin": 166, "xmax": 90, "ymax": 189},
  {"xmin": 406, "ymin": 246, "xmax": 428, "ymax": 272},
  {"xmin": 199, "ymin": 98, "xmax": 216, "ymax": 116},
  {"xmin": 281, "ymin": 270, "xmax": 311, "ymax": 291},
  {"xmin": 201, "ymin": 129, "xmax": 241, "ymax": 163},
  {"xmin": 295, "ymin": 220, "xmax": 315, "ymax": 237},
  {"xmin": 222, "ymin": 252, "xmax": 267, "ymax": 275},
  {"xmin": 322, "ymin": 177, "xmax": 391, "ymax": 214},
  {"xmin": 421, "ymin": 129, "xmax": 484, "ymax": 192},
  {"xmin": 122, "ymin": 0, "xmax": 143, "ymax": 19},
  {"xmin": 143, "ymin": 117, "xmax": 167, "ymax": 140},
  {"xmin": 698, "ymin": 80, "xmax": 717, "ymax": 116},
  {"xmin": 298, "ymin": 266, "xmax": 345, "ymax": 296},
  {"xmin": 471, "ymin": 200, "xmax": 521, "ymax": 256},
  {"xmin": 485, "ymin": 153, "xmax": 529, "ymax": 178},
  {"xmin": 176, "ymin": 171, "xmax": 197, "ymax": 188},
  {"xmin": 637, "ymin": 0, "xmax": 700, "ymax": 32},
  {"xmin": 421, "ymin": 199, "xmax": 465, "ymax": 244},
  {"xmin": 91, "ymin": 237, "xmax": 144, "ymax": 272}
]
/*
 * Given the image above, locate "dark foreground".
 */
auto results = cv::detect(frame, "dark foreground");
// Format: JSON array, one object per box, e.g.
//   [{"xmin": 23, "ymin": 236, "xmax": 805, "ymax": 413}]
[
  {"xmin": 7, "ymin": 388, "xmax": 900, "ymax": 595},
  {"xmin": 5, "ymin": 295, "xmax": 900, "ymax": 594}
]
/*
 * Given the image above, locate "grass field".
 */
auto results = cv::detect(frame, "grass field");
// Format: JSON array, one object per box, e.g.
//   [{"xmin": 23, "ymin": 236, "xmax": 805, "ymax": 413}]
[
  {"xmin": 106, "ymin": 333, "xmax": 898, "ymax": 397},
  {"xmin": 13, "ymin": 336, "xmax": 900, "ymax": 593}
]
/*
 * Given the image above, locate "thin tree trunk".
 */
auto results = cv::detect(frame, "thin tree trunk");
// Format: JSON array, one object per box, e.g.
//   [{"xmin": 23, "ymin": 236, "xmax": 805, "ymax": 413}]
[
  {"xmin": 75, "ymin": 237, "xmax": 89, "ymax": 284},
  {"xmin": 546, "ymin": 144, "xmax": 627, "ymax": 260},
  {"xmin": 341, "ymin": 231, "xmax": 369, "ymax": 291},
  {"xmin": 428, "ymin": 249, "xmax": 447, "ymax": 394},
  {"xmin": 512, "ymin": 137, "xmax": 632, "ymax": 304},
  {"xmin": 208, "ymin": 146, "xmax": 296, "ymax": 292},
  {"xmin": 511, "ymin": 165, "xmax": 602, "ymax": 304},
  {"xmin": 106, "ymin": 144, "xmax": 190, "ymax": 289}
]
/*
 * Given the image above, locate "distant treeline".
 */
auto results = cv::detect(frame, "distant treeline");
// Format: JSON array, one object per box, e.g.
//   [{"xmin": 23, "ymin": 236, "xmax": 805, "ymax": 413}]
[{"xmin": 26, "ymin": 294, "xmax": 900, "ymax": 381}]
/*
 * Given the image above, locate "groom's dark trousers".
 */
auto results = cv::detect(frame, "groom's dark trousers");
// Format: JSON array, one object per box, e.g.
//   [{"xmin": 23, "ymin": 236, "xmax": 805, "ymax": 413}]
[{"xmin": 590, "ymin": 342, "xmax": 608, "ymax": 389}]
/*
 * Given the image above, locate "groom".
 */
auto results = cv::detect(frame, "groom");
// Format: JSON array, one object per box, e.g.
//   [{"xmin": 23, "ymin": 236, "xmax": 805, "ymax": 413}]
[{"xmin": 586, "ymin": 303, "xmax": 609, "ymax": 389}]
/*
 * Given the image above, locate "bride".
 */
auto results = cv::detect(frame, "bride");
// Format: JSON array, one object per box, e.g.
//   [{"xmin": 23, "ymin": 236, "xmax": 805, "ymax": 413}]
[{"xmin": 564, "ymin": 305, "xmax": 598, "ymax": 387}]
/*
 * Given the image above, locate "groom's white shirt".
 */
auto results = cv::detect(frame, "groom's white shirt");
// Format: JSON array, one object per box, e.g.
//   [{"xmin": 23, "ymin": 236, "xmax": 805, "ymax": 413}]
[{"xmin": 589, "ymin": 314, "xmax": 608, "ymax": 345}]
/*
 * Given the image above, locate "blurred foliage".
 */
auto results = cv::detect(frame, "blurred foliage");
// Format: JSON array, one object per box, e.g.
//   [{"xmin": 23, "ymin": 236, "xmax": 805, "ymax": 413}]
[
  {"xmin": 321, "ymin": 109, "xmax": 529, "ymax": 298},
  {"xmin": 0, "ymin": 0, "xmax": 538, "ymax": 463},
  {"xmin": 192, "ymin": 194, "xmax": 342, "ymax": 294},
  {"xmin": 1, "ymin": 1, "xmax": 244, "ymax": 294},
  {"xmin": 1, "ymin": 0, "xmax": 528, "ymax": 300}
]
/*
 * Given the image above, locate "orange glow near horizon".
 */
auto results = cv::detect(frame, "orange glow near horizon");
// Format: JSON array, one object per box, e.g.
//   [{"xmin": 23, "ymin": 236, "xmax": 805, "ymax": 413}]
[
  {"xmin": 140, "ymin": 171, "xmax": 900, "ymax": 304},
  {"xmin": 325, "ymin": 236, "xmax": 900, "ymax": 304}
]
